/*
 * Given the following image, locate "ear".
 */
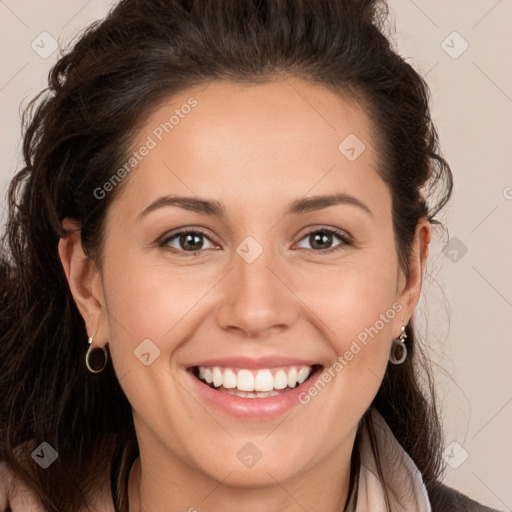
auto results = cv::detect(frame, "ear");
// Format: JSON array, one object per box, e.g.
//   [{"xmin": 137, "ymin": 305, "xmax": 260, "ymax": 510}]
[
  {"xmin": 395, "ymin": 216, "xmax": 431, "ymax": 329},
  {"xmin": 57, "ymin": 217, "xmax": 108, "ymax": 347}
]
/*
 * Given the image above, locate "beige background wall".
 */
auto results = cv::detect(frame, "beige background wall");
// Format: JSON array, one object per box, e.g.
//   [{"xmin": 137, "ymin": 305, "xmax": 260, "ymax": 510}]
[{"xmin": 1, "ymin": 1, "xmax": 510, "ymax": 509}]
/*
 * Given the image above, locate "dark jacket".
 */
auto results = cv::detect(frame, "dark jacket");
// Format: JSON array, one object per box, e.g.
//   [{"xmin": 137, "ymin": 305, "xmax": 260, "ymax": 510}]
[{"xmin": 431, "ymin": 483, "xmax": 504, "ymax": 512}]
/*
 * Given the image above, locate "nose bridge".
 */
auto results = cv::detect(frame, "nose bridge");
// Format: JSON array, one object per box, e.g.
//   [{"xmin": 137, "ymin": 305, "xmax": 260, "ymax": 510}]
[
  {"xmin": 235, "ymin": 239, "xmax": 278, "ymax": 298},
  {"xmin": 215, "ymin": 234, "xmax": 298, "ymax": 337}
]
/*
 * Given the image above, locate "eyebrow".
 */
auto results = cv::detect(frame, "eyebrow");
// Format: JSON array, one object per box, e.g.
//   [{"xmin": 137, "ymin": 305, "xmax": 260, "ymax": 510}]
[{"xmin": 137, "ymin": 192, "xmax": 373, "ymax": 221}]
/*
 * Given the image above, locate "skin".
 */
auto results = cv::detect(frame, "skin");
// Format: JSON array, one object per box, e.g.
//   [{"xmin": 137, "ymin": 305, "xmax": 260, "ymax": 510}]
[{"xmin": 58, "ymin": 77, "xmax": 431, "ymax": 512}]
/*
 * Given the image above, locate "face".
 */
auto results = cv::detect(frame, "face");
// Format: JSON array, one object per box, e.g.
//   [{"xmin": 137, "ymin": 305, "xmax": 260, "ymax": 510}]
[{"xmin": 72, "ymin": 78, "xmax": 425, "ymax": 489}]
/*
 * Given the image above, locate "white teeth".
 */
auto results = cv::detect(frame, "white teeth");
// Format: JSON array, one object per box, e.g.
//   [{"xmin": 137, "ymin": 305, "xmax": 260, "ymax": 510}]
[
  {"xmin": 254, "ymin": 369, "xmax": 274, "ymax": 391},
  {"xmin": 223, "ymin": 389, "xmax": 282, "ymax": 398},
  {"xmin": 273, "ymin": 370, "xmax": 288, "ymax": 389},
  {"xmin": 223, "ymin": 368, "xmax": 237, "ymax": 389},
  {"xmin": 212, "ymin": 367, "xmax": 223, "ymax": 388},
  {"xmin": 195, "ymin": 364, "xmax": 315, "ymax": 393},
  {"xmin": 297, "ymin": 366, "xmax": 312, "ymax": 384},
  {"xmin": 237, "ymin": 369, "xmax": 255, "ymax": 391},
  {"xmin": 287, "ymin": 367, "xmax": 298, "ymax": 388}
]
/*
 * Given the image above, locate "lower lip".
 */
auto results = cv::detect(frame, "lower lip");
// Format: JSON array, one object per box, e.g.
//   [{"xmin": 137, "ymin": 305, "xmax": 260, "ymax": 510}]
[{"xmin": 186, "ymin": 366, "xmax": 323, "ymax": 420}]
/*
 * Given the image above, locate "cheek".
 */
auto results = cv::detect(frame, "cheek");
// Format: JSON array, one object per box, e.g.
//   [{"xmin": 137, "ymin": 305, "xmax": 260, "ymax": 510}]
[
  {"xmin": 100, "ymin": 249, "xmax": 233, "ymax": 427},
  {"xmin": 100, "ymin": 255, "xmax": 208, "ymax": 452},
  {"xmin": 329, "ymin": 270, "xmax": 398, "ymax": 353},
  {"xmin": 302, "ymin": 253, "xmax": 399, "ymax": 347},
  {"xmin": 98, "ymin": 249, "xmax": 196, "ymax": 383},
  {"xmin": 102, "ymin": 250, "xmax": 209, "ymax": 344},
  {"xmin": 291, "ymin": 262, "xmax": 399, "ymax": 448},
  {"xmin": 296, "ymin": 251, "xmax": 400, "ymax": 397}
]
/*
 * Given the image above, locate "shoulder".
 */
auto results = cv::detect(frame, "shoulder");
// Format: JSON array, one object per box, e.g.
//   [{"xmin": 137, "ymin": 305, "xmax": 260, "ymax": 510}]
[{"xmin": 431, "ymin": 483, "xmax": 504, "ymax": 512}]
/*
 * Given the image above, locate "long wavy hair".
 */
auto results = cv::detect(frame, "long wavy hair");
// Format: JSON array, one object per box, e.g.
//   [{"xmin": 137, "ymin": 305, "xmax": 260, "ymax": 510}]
[{"xmin": 0, "ymin": 0, "xmax": 452, "ymax": 510}]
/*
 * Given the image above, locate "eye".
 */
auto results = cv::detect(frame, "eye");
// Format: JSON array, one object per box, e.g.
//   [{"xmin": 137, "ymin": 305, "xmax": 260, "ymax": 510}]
[
  {"xmin": 295, "ymin": 227, "xmax": 352, "ymax": 253},
  {"xmin": 160, "ymin": 229, "xmax": 217, "ymax": 256},
  {"xmin": 159, "ymin": 226, "xmax": 352, "ymax": 257}
]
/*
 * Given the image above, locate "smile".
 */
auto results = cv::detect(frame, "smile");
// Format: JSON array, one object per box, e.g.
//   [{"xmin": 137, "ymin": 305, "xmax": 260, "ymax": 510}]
[
  {"xmin": 185, "ymin": 360, "xmax": 324, "ymax": 419},
  {"xmin": 192, "ymin": 365, "xmax": 320, "ymax": 397}
]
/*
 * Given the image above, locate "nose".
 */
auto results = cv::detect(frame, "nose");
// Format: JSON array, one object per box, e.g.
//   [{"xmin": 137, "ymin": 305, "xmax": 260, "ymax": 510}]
[{"xmin": 215, "ymin": 244, "xmax": 299, "ymax": 339}]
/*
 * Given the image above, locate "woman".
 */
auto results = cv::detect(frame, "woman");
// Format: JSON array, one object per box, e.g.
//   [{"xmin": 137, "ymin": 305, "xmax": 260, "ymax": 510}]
[{"xmin": 0, "ymin": 0, "xmax": 502, "ymax": 510}]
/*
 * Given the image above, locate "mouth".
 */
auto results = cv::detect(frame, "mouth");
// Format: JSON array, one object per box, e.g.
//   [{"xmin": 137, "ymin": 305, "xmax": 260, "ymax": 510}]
[
  {"xmin": 188, "ymin": 363, "xmax": 323, "ymax": 398},
  {"xmin": 184, "ymin": 355, "xmax": 325, "ymax": 419}
]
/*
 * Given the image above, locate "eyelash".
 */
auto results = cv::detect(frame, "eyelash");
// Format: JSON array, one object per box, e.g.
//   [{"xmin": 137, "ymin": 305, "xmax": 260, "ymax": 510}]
[{"xmin": 159, "ymin": 227, "xmax": 353, "ymax": 257}]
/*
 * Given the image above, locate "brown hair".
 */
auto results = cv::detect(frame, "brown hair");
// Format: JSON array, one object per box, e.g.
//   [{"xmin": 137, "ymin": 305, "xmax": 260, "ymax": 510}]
[{"xmin": 0, "ymin": 0, "xmax": 452, "ymax": 510}]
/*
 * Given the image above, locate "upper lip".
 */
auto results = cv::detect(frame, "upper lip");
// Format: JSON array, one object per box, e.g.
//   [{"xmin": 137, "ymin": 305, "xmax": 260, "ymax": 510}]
[{"xmin": 187, "ymin": 356, "xmax": 321, "ymax": 369}]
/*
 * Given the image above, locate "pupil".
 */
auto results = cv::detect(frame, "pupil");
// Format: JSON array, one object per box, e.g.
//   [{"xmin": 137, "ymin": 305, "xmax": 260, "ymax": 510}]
[
  {"xmin": 181, "ymin": 233, "xmax": 202, "ymax": 251},
  {"xmin": 311, "ymin": 232, "xmax": 331, "ymax": 250}
]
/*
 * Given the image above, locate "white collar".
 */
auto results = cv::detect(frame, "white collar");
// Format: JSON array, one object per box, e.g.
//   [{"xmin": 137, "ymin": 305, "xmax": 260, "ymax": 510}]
[{"xmin": 348, "ymin": 408, "xmax": 432, "ymax": 512}]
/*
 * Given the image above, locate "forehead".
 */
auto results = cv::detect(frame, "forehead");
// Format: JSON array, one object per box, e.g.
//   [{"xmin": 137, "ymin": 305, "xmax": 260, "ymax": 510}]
[
  {"xmin": 110, "ymin": 78, "xmax": 386, "ymax": 219},
  {"xmin": 145, "ymin": 78, "xmax": 374, "ymax": 158}
]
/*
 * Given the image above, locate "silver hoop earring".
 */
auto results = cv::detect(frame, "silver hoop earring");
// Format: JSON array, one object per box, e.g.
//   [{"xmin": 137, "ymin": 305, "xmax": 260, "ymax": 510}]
[
  {"xmin": 85, "ymin": 335, "xmax": 108, "ymax": 373},
  {"xmin": 389, "ymin": 324, "xmax": 407, "ymax": 365}
]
